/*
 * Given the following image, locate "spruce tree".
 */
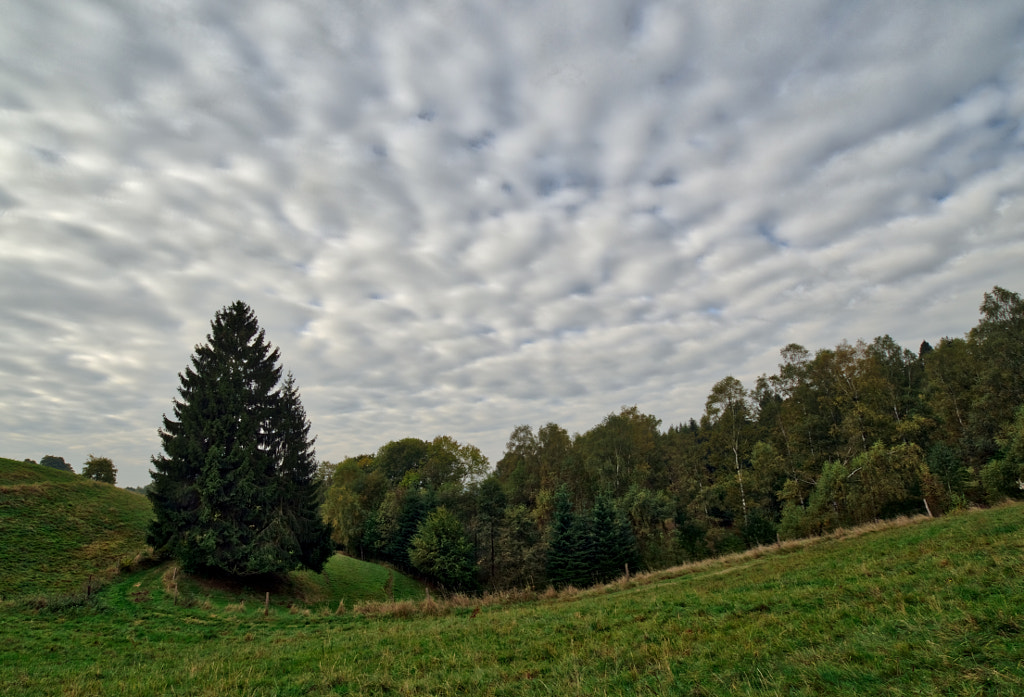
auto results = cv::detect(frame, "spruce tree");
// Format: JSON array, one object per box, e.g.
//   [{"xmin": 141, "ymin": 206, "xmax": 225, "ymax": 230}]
[
  {"xmin": 147, "ymin": 301, "xmax": 332, "ymax": 576},
  {"xmin": 592, "ymin": 493, "xmax": 637, "ymax": 583},
  {"xmin": 259, "ymin": 372, "xmax": 334, "ymax": 571},
  {"xmin": 546, "ymin": 485, "xmax": 577, "ymax": 588},
  {"xmin": 565, "ymin": 505, "xmax": 596, "ymax": 587}
]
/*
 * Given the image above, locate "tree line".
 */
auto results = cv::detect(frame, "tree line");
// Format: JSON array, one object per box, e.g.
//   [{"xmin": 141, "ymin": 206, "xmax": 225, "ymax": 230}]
[
  {"xmin": 29, "ymin": 454, "xmax": 118, "ymax": 484},
  {"xmin": 320, "ymin": 286, "xmax": 1024, "ymax": 592}
]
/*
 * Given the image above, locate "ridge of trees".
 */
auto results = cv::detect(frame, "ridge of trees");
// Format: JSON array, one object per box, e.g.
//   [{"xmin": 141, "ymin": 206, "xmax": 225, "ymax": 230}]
[
  {"xmin": 29, "ymin": 454, "xmax": 119, "ymax": 485},
  {"xmin": 322, "ymin": 286, "xmax": 1024, "ymax": 593}
]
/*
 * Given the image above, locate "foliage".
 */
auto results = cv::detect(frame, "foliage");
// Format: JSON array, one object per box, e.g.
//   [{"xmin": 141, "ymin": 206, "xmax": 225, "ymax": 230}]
[
  {"xmin": 408, "ymin": 506, "xmax": 478, "ymax": 591},
  {"xmin": 591, "ymin": 492, "xmax": 638, "ymax": 582},
  {"xmin": 475, "ymin": 475, "xmax": 507, "ymax": 582},
  {"xmin": 317, "ymin": 286, "xmax": 1024, "ymax": 593},
  {"xmin": 147, "ymin": 301, "xmax": 332, "ymax": 577},
  {"xmin": 81, "ymin": 454, "xmax": 117, "ymax": 484},
  {"xmin": 491, "ymin": 503, "xmax": 545, "ymax": 590},
  {"xmin": 39, "ymin": 455, "xmax": 73, "ymax": 472},
  {"xmin": 544, "ymin": 485, "xmax": 578, "ymax": 588}
]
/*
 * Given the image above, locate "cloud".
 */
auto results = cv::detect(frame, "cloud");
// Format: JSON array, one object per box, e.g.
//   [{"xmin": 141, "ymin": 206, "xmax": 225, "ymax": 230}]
[{"xmin": 2, "ymin": 0, "xmax": 1023, "ymax": 484}]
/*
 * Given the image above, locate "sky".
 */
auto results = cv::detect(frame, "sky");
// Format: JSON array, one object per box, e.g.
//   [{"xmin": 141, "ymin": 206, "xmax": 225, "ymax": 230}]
[{"xmin": 2, "ymin": 1, "xmax": 1023, "ymax": 488}]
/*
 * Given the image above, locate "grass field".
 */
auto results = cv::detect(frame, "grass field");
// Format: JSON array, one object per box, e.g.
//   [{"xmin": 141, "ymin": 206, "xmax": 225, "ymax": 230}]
[
  {"xmin": 0, "ymin": 457, "xmax": 424, "ymax": 607},
  {"xmin": 0, "ymin": 458, "xmax": 152, "ymax": 600},
  {"xmin": 1, "ymin": 462, "xmax": 1022, "ymax": 696}
]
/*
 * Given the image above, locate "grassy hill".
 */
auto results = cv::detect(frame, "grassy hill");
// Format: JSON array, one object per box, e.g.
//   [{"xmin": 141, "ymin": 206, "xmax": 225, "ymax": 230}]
[
  {"xmin": 0, "ymin": 457, "xmax": 152, "ymax": 599},
  {"xmin": 1, "ymin": 499, "xmax": 1021, "ymax": 695},
  {"xmin": 0, "ymin": 456, "xmax": 424, "ymax": 606}
]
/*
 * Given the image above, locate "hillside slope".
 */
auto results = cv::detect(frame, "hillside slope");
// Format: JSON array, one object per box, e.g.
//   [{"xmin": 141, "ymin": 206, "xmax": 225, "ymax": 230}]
[
  {"xmin": 0, "ymin": 457, "xmax": 152, "ymax": 599},
  {"xmin": 1, "ymin": 502, "xmax": 1021, "ymax": 695}
]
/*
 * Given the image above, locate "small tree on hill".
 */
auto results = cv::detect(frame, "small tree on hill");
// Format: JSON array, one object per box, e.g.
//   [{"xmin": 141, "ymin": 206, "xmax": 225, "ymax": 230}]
[
  {"xmin": 82, "ymin": 455, "xmax": 117, "ymax": 484},
  {"xmin": 147, "ymin": 301, "xmax": 332, "ymax": 576},
  {"xmin": 40, "ymin": 455, "xmax": 73, "ymax": 473}
]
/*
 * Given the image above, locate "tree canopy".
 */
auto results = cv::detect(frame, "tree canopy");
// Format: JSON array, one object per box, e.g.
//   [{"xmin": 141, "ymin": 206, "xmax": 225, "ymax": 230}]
[
  {"xmin": 147, "ymin": 301, "xmax": 332, "ymax": 577},
  {"xmin": 81, "ymin": 454, "xmax": 117, "ymax": 484},
  {"xmin": 40, "ymin": 455, "xmax": 73, "ymax": 473},
  {"xmin": 319, "ymin": 286, "xmax": 1023, "ymax": 593}
]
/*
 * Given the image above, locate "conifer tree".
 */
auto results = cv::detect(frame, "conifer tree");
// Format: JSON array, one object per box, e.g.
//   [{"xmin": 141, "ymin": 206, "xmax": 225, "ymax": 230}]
[
  {"xmin": 262, "ymin": 372, "xmax": 334, "ymax": 571},
  {"xmin": 546, "ymin": 485, "xmax": 577, "ymax": 588},
  {"xmin": 564, "ymin": 505, "xmax": 596, "ymax": 586},
  {"xmin": 147, "ymin": 301, "xmax": 332, "ymax": 576},
  {"xmin": 591, "ymin": 493, "xmax": 637, "ymax": 583}
]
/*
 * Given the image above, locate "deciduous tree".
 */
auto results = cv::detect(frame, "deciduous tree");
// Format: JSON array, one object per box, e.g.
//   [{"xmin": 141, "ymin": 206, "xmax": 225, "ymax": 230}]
[
  {"xmin": 409, "ymin": 506, "xmax": 477, "ymax": 591},
  {"xmin": 40, "ymin": 455, "xmax": 73, "ymax": 473},
  {"xmin": 82, "ymin": 454, "xmax": 117, "ymax": 484}
]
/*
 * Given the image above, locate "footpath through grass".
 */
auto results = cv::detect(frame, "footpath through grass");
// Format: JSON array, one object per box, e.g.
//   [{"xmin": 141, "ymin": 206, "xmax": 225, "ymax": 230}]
[{"xmin": 1, "ymin": 503, "xmax": 1022, "ymax": 696}]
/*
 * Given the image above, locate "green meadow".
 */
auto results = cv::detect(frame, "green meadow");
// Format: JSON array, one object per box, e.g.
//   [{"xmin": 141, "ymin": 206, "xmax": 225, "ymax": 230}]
[
  {"xmin": 1, "ymin": 457, "xmax": 1022, "ymax": 695},
  {"xmin": 0, "ymin": 459, "xmax": 151, "ymax": 600}
]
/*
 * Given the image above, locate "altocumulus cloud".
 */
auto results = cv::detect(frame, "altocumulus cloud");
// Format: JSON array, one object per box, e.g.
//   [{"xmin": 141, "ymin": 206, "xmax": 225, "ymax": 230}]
[{"xmin": 1, "ymin": 1, "xmax": 1023, "ymax": 486}]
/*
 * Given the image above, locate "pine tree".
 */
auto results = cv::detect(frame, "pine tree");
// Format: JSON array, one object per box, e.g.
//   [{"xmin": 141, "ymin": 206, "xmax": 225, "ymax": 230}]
[
  {"xmin": 565, "ymin": 505, "xmax": 596, "ymax": 586},
  {"xmin": 147, "ymin": 301, "xmax": 332, "ymax": 576},
  {"xmin": 591, "ymin": 493, "xmax": 638, "ymax": 583},
  {"xmin": 546, "ymin": 485, "xmax": 576, "ymax": 588},
  {"xmin": 262, "ymin": 372, "xmax": 333, "ymax": 571}
]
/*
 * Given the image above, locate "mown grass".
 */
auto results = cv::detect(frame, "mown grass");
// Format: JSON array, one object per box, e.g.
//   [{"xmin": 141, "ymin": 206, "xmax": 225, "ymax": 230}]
[
  {"xmin": 1, "ymin": 502, "xmax": 1021, "ymax": 696},
  {"xmin": 0, "ymin": 458, "xmax": 152, "ymax": 600}
]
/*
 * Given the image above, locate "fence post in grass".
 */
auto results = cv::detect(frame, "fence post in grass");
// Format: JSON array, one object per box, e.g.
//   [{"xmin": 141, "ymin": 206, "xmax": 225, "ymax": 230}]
[
  {"xmin": 625, "ymin": 563, "xmax": 630, "ymax": 581},
  {"xmin": 264, "ymin": 592, "xmax": 270, "ymax": 617}
]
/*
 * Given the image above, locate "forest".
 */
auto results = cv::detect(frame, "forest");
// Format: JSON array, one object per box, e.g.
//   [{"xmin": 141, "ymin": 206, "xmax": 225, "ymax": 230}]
[{"xmin": 319, "ymin": 286, "xmax": 1024, "ymax": 592}]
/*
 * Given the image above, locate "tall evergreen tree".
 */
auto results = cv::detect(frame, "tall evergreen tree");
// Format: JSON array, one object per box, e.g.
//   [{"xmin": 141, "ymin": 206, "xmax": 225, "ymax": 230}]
[
  {"xmin": 147, "ymin": 301, "xmax": 331, "ymax": 576},
  {"xmin": 591, "ymin": 492, "xmax": 637, "ymax": 583},
  {"xmin": 264, "ymin": 372, "xmax": 334, "ymax": 571},
  {"xmin": 546, "ymin": 485, "xmax": 577, "ymax": 588},
  {"xmin": 564, "ymin": 505, "xmax": 596, "ymax": 587}
]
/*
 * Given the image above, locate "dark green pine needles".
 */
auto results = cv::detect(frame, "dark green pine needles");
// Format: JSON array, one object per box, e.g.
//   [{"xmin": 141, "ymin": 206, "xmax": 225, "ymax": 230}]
[{"xmin": 147, "ymin": 300, "xmax": 332, "ymax": 577}]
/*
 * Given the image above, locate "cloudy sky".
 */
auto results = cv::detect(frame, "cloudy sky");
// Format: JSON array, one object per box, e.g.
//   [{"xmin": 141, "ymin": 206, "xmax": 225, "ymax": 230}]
[{"xmin": 2, "ymin": 1, "xmax": 1023, "ymax": 487}]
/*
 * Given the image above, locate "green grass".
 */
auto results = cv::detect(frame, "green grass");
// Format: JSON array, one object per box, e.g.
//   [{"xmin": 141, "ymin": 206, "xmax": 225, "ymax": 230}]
[
  {"xmin": 291, "ymin": 554, "xmax": 426, "ymax": 606},
  {"xmin": 1, "ymin": 500, "xmax": 1022, "ymax": 695},
  {"xmin": 0, "ymin": 456, "xmax": 424, "ymax": 607},
  {"xmin": 0, "ymin": 457, "xmax": 152, "ymax": 599}
]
